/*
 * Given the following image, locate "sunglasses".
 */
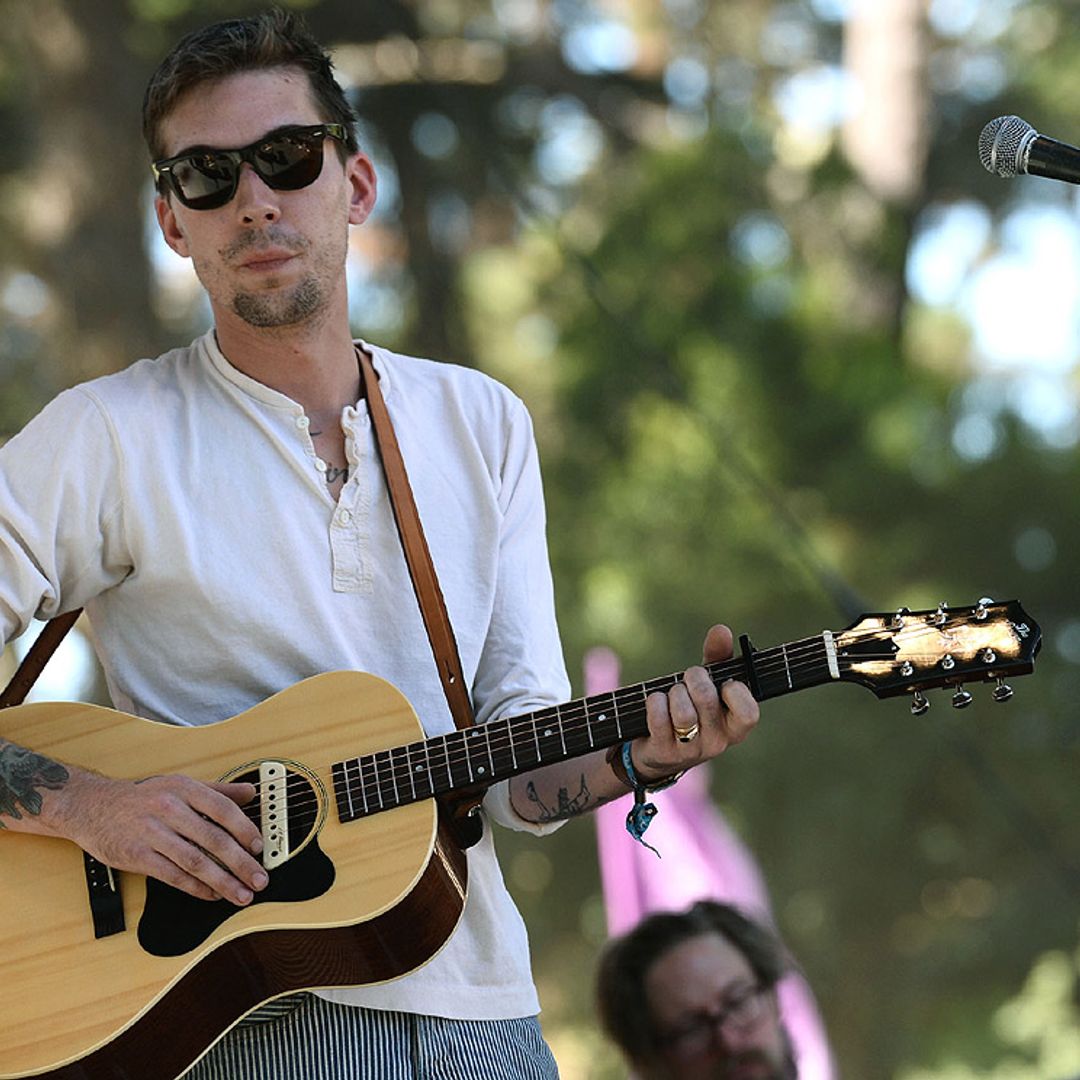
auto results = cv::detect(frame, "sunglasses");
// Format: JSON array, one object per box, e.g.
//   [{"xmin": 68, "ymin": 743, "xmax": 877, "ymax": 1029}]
[{"xmin": 151, "ymin": 124, "xmax": 349, "ymax": 211}]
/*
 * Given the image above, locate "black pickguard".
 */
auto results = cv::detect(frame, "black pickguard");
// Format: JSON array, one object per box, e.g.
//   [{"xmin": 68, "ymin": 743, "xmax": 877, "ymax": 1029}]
[{"xmin": 137, "ymin": 839, "xmax": 335, "ymax": 957}]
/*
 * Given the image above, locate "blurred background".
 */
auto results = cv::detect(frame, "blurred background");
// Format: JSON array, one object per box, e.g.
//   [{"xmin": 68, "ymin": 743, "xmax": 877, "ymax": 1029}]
[{"xmin": 1, "ymin": 0, "xmax": 1078, "ymax": 1075}]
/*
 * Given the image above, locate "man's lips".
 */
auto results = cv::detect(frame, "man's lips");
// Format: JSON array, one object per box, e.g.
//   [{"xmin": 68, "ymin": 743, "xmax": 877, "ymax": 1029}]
[{"xmin": 238, "ymin": 250, "xmax": 298, "ymax": 272}]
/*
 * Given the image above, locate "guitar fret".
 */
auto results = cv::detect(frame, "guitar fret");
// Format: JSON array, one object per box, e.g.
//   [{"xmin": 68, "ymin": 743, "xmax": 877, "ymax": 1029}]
[
  {"xmin": 423, "ymin": 735, "xmax": 448, "ymax": 797},
  {"xmin": 395, "ymin": 747, "xmax": 414, "ymax": 807},
  {"xmin": 465, "ymin": 727, "xmax": 494, "ymax": 784},
  {"xmin": 352, "ymin": 757, "xmax": 367, "ymax": 817},
  {"xmin": 586, "ymin": 692, "xmax": 619, "ymax": 749},
  {"xmin": 487, "ymin": 720, "xmax": 516, "ymax": 779},
  {"xmin": 534, "ymin": 707, "xmax": 562, "ymax": 765},
  {"xmin": 559, "ymin": 702, "xmax": 594, "ymax": 758},
  {"xmin": 447, "ymin": 731, "xmax": 471, "ymax": 789},
  {"xmin": 423, "ymin": 740, "xmax": 434, "ymax": 797},
  {"xmin": 408, "ymin": 741, "xmax": 433, "ymax": 801},
  {"xmin": 374, "ymin": 750, "xmax": 392, "ymax": 810},
  {"xmin": 361, "ymin": 757, "xmax": 374, "ymax": 816}
]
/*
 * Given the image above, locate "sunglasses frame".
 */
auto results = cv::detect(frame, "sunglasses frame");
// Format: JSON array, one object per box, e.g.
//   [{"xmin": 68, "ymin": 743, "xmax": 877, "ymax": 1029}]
[{"xmin": 151, "ymin": 123, "xmax": 349, "ymax": 210}]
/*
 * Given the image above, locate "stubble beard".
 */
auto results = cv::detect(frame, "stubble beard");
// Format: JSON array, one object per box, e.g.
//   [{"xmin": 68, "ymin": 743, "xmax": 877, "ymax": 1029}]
[{"xmin": 231, "ymin": 274, "xmax": 324, "ymax": 328}]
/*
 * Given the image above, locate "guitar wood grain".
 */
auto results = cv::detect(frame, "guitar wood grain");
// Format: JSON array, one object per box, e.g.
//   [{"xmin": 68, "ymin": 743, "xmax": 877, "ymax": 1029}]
[{"xmin": 0, "ymin": 671, "xmax": 467, "ymax": 1080}]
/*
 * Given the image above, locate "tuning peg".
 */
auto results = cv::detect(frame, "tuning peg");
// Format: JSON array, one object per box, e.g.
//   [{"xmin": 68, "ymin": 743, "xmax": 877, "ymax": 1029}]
[
  {"xmin": 992, "ymin": 678, "xmax": 1014, "ymax": 703},
  {"xmin": 975, "ymin": 597, "xmax": 994, "ymax": 620},
  {"xmin": 951, "ymin": 686, "xmax": 973, "ymax": 709},
  {"xmin": 930, "ymin": 603, "xmax": 948, "ymax": 627},
  {"xmin": 911, "ymin": 690, "xmax": 930, "ymax": 716}
]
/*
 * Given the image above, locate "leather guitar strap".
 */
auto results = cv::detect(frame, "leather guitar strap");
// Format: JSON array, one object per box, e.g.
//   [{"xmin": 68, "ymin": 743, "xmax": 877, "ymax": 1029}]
[
  {"xmin": 3, "ymin": 350, "xmax": 479, "ymax": 754},
  {"xmin": 355, "ymin": 348, "xmax": 476, "ymax": 732},
  {"xmin": 0, "ymin": 608, "xmax": 82, "ymax": 709},
  {"xmin": 357, "ymin": 346, "xmax": 485, "ymax": 834}
]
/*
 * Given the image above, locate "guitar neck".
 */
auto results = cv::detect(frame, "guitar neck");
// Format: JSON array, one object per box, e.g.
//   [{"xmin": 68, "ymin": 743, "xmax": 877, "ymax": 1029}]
[{"xmin": 332, "ymin": 633, "xmax": 837, "ymax": 822}]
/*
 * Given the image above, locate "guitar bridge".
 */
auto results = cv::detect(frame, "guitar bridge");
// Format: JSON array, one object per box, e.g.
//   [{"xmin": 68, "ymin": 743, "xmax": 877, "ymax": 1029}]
[{"xmin": 83, "ymin": 851, "xmax": 125, "ymax": 938}]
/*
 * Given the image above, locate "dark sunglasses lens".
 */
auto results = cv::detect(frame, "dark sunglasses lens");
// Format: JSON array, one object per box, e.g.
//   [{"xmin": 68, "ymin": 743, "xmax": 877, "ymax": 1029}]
[
  {"xmin": 252, "ymin": 133, "xmax": 325, "ymax": 190},
  {"xmin": 171, "ymin": 153, "xmax": 238, "ymax": 210}
]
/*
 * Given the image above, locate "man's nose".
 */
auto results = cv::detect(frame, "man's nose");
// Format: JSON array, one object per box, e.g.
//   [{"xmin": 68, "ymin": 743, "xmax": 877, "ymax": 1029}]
[{"xmin": 233, "ymin": 164, "xmax": 281, "ymax": 225}]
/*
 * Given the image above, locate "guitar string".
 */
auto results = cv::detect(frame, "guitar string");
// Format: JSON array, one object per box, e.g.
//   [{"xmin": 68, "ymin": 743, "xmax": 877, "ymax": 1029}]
[
  {"xmin": 243, "ymin": 616, "xmax": 1019, "ymax": 822},
  {"xmin": 239, "ymin": 616, "xmax": 1018, "ymax": 820}
]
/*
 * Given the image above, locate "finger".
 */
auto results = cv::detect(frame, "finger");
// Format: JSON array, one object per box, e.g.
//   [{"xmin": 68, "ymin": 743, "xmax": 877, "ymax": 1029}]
[
  {"xmin": 702, "ymin": 624, "xmax": 735, "ymax": 664},
  {"xmin": 162, "ymin": 831, "xmax": 261, "ymax": 906},
  {"xmin": 205, "ymin": 781, "xmax": 264, "ymax": 854},
  {"xmin": 682, "ymin": 666, "xmax": 720, "ymax": 726},
  {"xmin": 140, "ymin": 842, "xmax": 229, "ymax": 903},
  {"xmin": 718, "ymin": 678, "xmax": 760, "ymax": 745},
  {"xmin": 183, "ymin": 787, "xmax": 268, "ymax": 896},
  {"xmin": 659, "ymin": 674, "xmax": 707, "ymax": 747}
]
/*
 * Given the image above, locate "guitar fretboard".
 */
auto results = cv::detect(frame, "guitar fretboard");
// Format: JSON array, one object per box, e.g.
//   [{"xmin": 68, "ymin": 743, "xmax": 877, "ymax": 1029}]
[{"xmin": 331, "ymin": 634, "xmax": 836, "ymax": 822}]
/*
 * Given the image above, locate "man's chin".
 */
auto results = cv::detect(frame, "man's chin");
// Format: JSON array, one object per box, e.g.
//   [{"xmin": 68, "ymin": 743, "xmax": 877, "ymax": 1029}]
[{"xmin": 231, "ymin": 278, "xmax": 322, "ymax": 328}]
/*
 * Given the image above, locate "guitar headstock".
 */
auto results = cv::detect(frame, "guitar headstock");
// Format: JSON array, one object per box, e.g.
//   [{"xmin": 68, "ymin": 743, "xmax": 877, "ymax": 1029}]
[{"xmin": 833, "ymin": 599, "xmax": 1040, "ymax": 713}]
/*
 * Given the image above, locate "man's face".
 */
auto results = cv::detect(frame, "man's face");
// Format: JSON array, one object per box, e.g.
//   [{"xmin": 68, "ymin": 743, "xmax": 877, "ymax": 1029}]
[
  {"xmin": 642, "ymin": 932, "xmax": 795, "ymax": 1080},
  {"xmin": 154, "ymin": 67, "xmax": 375, "ymax": 333}
]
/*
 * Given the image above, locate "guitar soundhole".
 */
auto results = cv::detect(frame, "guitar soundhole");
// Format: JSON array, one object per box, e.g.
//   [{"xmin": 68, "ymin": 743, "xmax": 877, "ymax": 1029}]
[{"xmin": 136, "ymin": 761, "xmax": 336, "ymax": 958}]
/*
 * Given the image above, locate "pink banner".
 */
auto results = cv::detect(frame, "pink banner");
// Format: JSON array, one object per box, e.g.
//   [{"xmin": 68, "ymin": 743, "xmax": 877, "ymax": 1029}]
[{"xmin": 588, "ymin": 647, "xmax": 836, "ymax": 1079}]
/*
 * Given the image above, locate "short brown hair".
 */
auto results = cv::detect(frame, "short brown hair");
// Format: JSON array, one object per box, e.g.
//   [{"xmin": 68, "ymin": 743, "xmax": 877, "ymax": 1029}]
[
  {"xmin": 142, "ymin": 7, "xmax": 359, "ymax": 165},
  {"xmin": 595, "ymin": 901, "xmax": 789, "ymax": 1069}
]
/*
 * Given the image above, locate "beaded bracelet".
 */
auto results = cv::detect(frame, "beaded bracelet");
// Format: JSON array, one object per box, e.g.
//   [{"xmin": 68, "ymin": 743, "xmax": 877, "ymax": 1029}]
[{"xmin": 605, "ymin": 742, "xmax": 684, "ymax": 855}]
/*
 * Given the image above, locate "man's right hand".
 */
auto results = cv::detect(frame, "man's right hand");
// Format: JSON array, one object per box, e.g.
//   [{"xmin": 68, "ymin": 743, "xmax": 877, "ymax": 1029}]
[{"xmin": 45, "ymin": 770, "xmax": 268, "ymax": 906}]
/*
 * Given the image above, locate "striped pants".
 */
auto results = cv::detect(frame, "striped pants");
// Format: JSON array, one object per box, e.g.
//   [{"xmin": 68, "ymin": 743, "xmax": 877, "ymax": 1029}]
[{"xmin": 181, "ymin": 994, "xmax": 560, "ymax": 1079}]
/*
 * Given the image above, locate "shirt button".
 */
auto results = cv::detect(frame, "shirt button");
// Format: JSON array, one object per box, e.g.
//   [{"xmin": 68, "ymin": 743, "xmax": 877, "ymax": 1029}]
[
  {"xmin": 296, "ymin": 415, "xmax": 310, "ymax": 430},
  {"xmin": 314, "ymin": 458, "xmax": 328, "ymax": 473},
  {"xmin": 338, "ymin": 509, "xmax": 353, "ymax": 525}
]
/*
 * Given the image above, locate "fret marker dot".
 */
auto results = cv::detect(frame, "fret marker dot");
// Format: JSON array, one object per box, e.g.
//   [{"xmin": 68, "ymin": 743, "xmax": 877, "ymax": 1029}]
[
  {"xmin": 599, "ymin": 714, "xmax": 607, "ymax": 722},
  {"xmin": 544, "ymin": 728, "xmax": 553, "ymax": 737},
  {"xmin": 478, "ymin": 766, "xmax": 486, "ymax": 775}
]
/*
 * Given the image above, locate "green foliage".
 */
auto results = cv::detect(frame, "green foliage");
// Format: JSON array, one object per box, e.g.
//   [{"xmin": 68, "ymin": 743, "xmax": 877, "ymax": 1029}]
[{"xmin": 3, "ymin": 1, "xmax": 1080, "ymax": 1076}]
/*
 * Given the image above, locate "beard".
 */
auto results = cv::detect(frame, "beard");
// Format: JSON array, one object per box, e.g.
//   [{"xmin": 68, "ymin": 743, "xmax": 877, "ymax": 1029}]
[
  {"xmin": 647, "ymin": 1027, "xmax": 799, "ymax": 1080},
  {"xmin": 711, "ymin": 1031, "xmax": 798, "ymax": 1080},
  {"xmin": 231, "ymin": 274, "xmax": 323, "ymax": 328},
  {"xmin": 203, "ymin": 223, "xmax": 345, "ymax": 330}
]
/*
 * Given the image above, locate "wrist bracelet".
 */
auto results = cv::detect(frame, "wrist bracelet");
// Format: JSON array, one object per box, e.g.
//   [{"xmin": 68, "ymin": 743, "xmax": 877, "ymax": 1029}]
[{"xmin": 605, "ymin": 742, "xmax": 684, "ymax": 855}]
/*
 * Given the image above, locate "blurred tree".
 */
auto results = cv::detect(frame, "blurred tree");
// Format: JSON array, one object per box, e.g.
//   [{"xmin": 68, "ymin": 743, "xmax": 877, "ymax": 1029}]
[{"xmin": 1, "ymin": 1, "xmax": 1079, "ymax": 1077}]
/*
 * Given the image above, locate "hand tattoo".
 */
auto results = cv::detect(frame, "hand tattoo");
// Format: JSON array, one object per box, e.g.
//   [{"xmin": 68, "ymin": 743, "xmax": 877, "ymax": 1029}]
[{"xmin": 0, "ymin": 742, "xmax": 69, "ymax": 826}]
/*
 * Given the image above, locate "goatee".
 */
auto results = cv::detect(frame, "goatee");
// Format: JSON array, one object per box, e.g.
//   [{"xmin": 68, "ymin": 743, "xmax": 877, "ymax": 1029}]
[{"xmin": 232, "ymin": 276, "xmax": 323, "ymax": 328}]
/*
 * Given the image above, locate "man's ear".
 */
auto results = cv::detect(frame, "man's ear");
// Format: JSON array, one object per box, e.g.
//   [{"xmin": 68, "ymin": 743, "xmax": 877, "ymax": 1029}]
[
  {"xmin": 155, "ymin": 194, "xmax": 191, "ymax": 259},
  {"xmin": 346, "ymin": 151, "xmax": 378, "ymax": 226}
]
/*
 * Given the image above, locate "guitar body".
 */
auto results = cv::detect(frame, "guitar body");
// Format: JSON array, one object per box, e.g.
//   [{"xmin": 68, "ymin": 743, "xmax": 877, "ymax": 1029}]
[{"xmin": 0, "ymin": 672, "xmax": 468, "ymax": 1080}]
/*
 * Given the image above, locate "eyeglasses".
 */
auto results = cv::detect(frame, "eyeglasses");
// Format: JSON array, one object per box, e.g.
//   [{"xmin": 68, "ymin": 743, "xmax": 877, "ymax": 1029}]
[
  {"xmin": 151, "ymin": 124, "xmax": 349, "ymax": 211},
  {"xmin": 657, "ymin": 983, "xmax": 771, "ymax": 1058}
]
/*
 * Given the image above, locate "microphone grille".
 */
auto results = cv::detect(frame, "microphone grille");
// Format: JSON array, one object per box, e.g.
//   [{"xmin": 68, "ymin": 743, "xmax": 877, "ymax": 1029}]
[{"xmin": 979, "ymin": 115, "xmax": 1036, "ymax": 177}]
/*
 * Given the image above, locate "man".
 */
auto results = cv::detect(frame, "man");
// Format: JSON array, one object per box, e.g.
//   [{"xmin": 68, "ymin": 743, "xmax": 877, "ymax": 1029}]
[
  {"xmin": 0, "ymin": 10, "xmax": 759, "ymax": 1078},
  {"xmin": 596, "ymin": 901, "xmax": 798, "ymax": 1079}
]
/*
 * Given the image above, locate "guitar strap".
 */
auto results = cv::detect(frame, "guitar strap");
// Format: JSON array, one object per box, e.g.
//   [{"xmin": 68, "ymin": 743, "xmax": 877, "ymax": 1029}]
[
  {"xmin": 355, "ymin": 346, "xmax": 476, "ymax": 736},
  {"xmin": 0, "ymin": 608, "xmax": 82, "ymax": 709},
  {"xmin": 2, "ymin": 348, "xmax": 478, "ymax": 743}
]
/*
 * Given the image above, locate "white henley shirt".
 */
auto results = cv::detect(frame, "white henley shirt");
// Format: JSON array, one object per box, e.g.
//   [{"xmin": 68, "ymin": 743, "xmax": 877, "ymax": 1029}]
[{"xmin": 0, "ymin": 329, "xmax": 571, "ymax": 1020}]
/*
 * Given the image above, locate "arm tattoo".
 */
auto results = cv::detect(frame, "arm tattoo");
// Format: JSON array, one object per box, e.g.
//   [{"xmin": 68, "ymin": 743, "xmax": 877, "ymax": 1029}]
[
  {"xmin": 0, "ymin": 741, "xmax": 69, "ymax": 827},
  {"xmin": 524, "ymin": 775, "xmax": 593, "ymax": 823}
]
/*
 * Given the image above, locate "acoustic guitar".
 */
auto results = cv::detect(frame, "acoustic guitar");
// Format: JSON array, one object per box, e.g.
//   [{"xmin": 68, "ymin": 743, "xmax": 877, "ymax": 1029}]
[{"xmin": 0, "ymin": 599, "xmax": 1040, "ymax": 1079}]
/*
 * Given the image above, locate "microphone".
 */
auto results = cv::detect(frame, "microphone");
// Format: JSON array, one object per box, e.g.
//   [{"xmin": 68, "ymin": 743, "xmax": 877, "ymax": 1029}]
[{"xmin": 979, "ymin": 115, "xmax": 1080, "ymax": 184}]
